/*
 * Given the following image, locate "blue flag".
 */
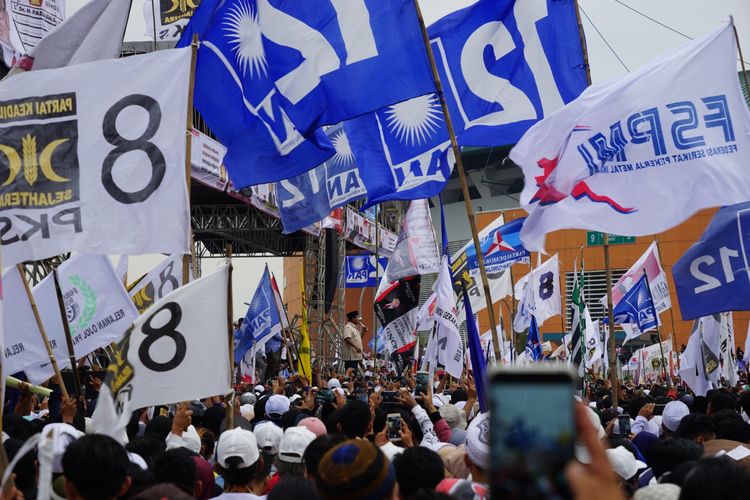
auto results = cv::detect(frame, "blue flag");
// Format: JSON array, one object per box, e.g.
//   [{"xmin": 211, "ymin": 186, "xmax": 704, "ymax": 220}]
[
  {"xmin": 526, "ymin": 315, "xmax": 543, "ymax": 362},
  {"xmin": 276, "ymin": 124, "xmax": 367, "ymax": 233},
  {"xmin": 439, "ymin": 194, "xmax": 450, "ymax": 257},
  {"xmin": 612, "ymin": 274, "xmax": 658, "ymax": 333},
  {"xmin": 344, "ymin": 254, "xmax": 387, "ymax": 288},
  {"xmin": 368, "ymin": 327, "xmax": 387, "ymax": 354},
  {"xmin": 427, "ymin": 0, "xmax": 587, "ymax": 146},
  {"xmin": 178, "ymin": 0, "xmax": 334, "ymax": 188},
  {"xmin": 235, "ymin": 267, "xmax": 282, "ymax": 363},
  {"xmin": 345, "ymin": 93, "xmax": 454, "ymax": 208},
  {"xmin": 462, "ymin": 281, "xmax": 487, "ymax": 412},
  {"xmin": 466, "ymin": 217, "xmax": 530, "ymax": 274},
  {"xmin": 673, "ymin": 202, "xmax": 750, "ymax": 320}
]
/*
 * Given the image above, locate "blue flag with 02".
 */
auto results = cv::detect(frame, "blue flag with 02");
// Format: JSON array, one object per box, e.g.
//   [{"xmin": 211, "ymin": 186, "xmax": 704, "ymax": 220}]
[
  {"xmin": 428, "ymin": 0, "xmax": 587, "ymax": 147},
  {"xmin": 234, "ymin": 267, "xmax": 282, "ymax": 363},
  {"xmin": 248, "ymin": 0, "xmax": 436, "ymax": 134},
  {"xmin": 672, "ymin": 202, "xmax": 750, "ymax": 320},
  {"xmin": 345, "ymin": 254, "xmax": 388, "ymax": 288},
  {"xmin": 345, "ymin": 93, "xmax": 455, "ymax": 208},
  {"xmin": 178, "ymin": 0, "xmax": 335, "ymax": 188},
  {"xmin": 276, "ymin": 124, "xmax": 367, "ymax": 234},
  {"xmin": 612, "ymin": 274, "xmax": 658, "ymax": 333},
  {"xmin": 466, "ymin": 217, "xmax": 530, "ymax": 274}
]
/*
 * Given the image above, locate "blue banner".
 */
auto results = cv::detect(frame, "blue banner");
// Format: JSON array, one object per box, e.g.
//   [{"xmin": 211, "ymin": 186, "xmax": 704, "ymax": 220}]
[
  {"xmin": 235, "ymin": 267, "xmax": 282, "ymax": 363},
  {"xmin": 345, "ymin": 93, "xmax": 454, "ymax": 208},
  {"xmin": 276, "ymin": 124, "xmax": 367, "ymax": 233},
  {"xmin": 466, "ymin": 217, "xmax": 530, "ymax": 273},
  {"xmin": 526, "ymin": 315, "xmax": 543, "ymax": 362},
  {"xmin": 345, "ymin": 254, "xmax": 387, "ymax": 288},
  {"xmin": 612, "ymin": 274, "xmax": 657, "ymax": 332},
  {"xmin": 673, "ymin": 202, "xmax": 750, "ymax": 320},
  {"xmin": 428, "ymin": 0, "xmax": 587, "ymax": 146}
]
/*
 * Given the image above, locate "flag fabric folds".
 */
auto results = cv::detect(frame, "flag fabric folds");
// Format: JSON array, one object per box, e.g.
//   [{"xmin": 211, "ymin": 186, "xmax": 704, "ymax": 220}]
[
  {"xmin": 672, "ymin": 201, "xmax": 750, "ymax": 320},
  {"xmin": 569, "ymin": 266, "xmax": 585, "ymax": 378},
  {"xmin": 30, "ymin": 0, "xmax": 131, "ymax": 70},
  {"xmin": 465, "ymin": 217, "xmax": 530, "ymax": 275},
  {"xmin": 92, "ymin": 266, "xmax": 231, "ymax": 442},
  {"xmin": 235, "ymin": 266, "xmax": 282, "ymax": 364},
  {"xmin": 344, "ymin": 255, "xmax": 387, "ymax": 288},
  {"xmin": 612, "ymin": 274, "xmax": 658, "ymax": 339},
  {"xmin": 526, "ymin": 316, "xmax": 543, "ymax": 362},
  {"xmin": 374, "ymin": 277, "xmax": 420, "ymax": 354},
  {"xmin": 511, "ymin": 23, "xmax": 750, "ymax": 252},
  {"xmin": 606, "ymin": 241, "xmax": 671, "ymax": 314},
  {"xmin": 129, "ymin": 255, "xmax": 189, "ymax": 314},
  {"xmin": 270, "ymin": 273, "xmax": 289, "ymax": 329},
  {"xmin": 0, "ymin": 48, "xmax": 192, "ymax": 267},
  {"xmin": 513, "ymin": 254, "xmax": 561, "ymax": 332},
  {"xmin": 297, "ymin": 267, "xmax": 311, "ymax": 380},
  {"xmin": 2, "ymin": 266, "xmax": 47, "ymax": 377},
  {"xmin": 427, "ymin": 0, "xmax": 587, "ymax": 146},
  {"xmin": 434, "ymin": 256, "xmax": 463, "ymax": 379},
  {"xmin": 462, "ymin": 281, "xmax": 487, "ymax": 412}
]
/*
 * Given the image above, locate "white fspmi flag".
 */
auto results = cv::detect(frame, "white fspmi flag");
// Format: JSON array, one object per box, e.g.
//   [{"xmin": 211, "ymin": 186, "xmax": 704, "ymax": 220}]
[
  {"xmin": 129, "ymin": 254, "xmax": 188, "ymax": 314},
  {"xmin": 377, "ymin": 199, "xmax": 440, "ymax": 296},
  {"xmin": 25, "ymin": 254, "xmax": 139, "ymax": 384},
  {"xmin": 434, "ymin": 256, "xmax": 463, "ymax": 379},
  {"xmin": 93, "ymin": 265, "xmax": 231, "ymax": 442},
  {"xmin": 2, "ymin": 266, "xmax": 49, "ymax": 376},
  {"xmin": 513, "ymin": 254, "xmax": 561, "ymax": 332},
  {"xmin": 0, "ymin": 48, "xmax": 191, "ymax": 267},
  {"xmin": 510, "ymin": 23, "xmax": 750, "ymax": 252},
  {"xmin": 30, "ymin": 0, "xmax": 131, "ymax": 70}
]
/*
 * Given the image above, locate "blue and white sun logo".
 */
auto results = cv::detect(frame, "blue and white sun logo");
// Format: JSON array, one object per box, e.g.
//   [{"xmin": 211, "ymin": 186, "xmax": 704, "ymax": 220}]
[
  {"xmin": 331, "ymin": 130, "xmax": 355, "ymax": 166},
  {"xmin": 223, "ymin": 0, "xmax": 267, "ymax": 79},
  {"xmin": 384, "ymin": 94, "xmax": 442, "ymax": 147}
]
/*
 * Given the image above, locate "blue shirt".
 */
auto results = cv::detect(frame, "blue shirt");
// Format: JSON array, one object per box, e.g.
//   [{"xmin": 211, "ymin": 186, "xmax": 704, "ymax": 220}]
[{"xmin": 265, "ymin": 332, "xmax": 283, "ymax": 353}]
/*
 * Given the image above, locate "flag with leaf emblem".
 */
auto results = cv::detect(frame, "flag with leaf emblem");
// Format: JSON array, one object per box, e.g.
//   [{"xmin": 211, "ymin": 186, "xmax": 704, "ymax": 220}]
[{"xmin": 569, "ymin": 262, "xmax": 585, "ymax": 378}]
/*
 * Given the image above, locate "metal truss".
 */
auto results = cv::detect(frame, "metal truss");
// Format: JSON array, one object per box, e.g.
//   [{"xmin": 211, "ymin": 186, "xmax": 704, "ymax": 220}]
[
  {"xmin": 191, "ymin": 205, "xmax": 305, "ymax": 257},
  {"xmin": 21, "ymin": 254, "xmax": 70, "ymax": 285}
]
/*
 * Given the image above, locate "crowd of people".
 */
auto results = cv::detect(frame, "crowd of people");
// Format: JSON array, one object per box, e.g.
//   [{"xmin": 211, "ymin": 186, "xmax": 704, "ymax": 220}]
[{"xmin": 3, "ymin": 313, "xmax": 750, "ymax": 499}]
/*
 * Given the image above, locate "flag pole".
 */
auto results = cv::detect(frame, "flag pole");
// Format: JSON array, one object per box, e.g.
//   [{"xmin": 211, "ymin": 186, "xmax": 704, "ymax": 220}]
[
  {"xmin": 372, "ymin": 204, "xmax": 380, "ymax": 372},
  {"xmin": 150, "ymin": 0, "xmax": 158, "ymax": 52},
  {"xmin": 731, "ymin": 16, "xmax": 750, "ymax": 91},
  {"xmin": 654, "ymin": 237, "xmax": 680, "ymax": 369},
  {"xmin": 51, "ymin": 269, "xmax": 82, "ymax": 402},
  {"xmin": 643, "ymin": 268, "xmax": 670, "ymax": 385},
  {"xmin": 15, "ymin": 264, "xmax": 69, "ymax": 399},
  {"xmin": 603, "ymin": 236, "xmax": 618, "ymax": 407},
  {"xmin": 226, "ymin": 243, "xmax": 235, "ymax": 430},
  {"xmin": 412, "ymin": 0, "xmax": 501, "ymax": 360},
  {"xmin": 183, "ymin": 35, "xmax": 199, "ymax": 289}
]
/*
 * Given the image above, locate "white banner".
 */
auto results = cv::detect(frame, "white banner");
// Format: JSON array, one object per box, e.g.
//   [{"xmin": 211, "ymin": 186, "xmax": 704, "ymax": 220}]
[
  {"xmin": 680, "ymin": 321, "xmax": 711, "ymax": 396},
  {"xmin": 511, "ymin": 24, "xmax": 750, "ymax": 252},
  {"xmin": 129, "ymin": 254, "xmax": 189, "ymax": 314},
  {"xmin": 513, "ymin": 254, "xmax": 561, "ymax": 332},
  {"xmin": 583, "ymin": 309, "xmax": 602, "ymax": 368},
  {"xmin": 0, "ymin": 48, "xmax": 192, "ymax": 267},
  {"xmin": 2, "ymin": 265, "xmax": 47, "ymax": 376},
  {"xmin": 190, "ymin": 128, "xmax": 228, "ymax": 192},
  {"xmin": 2, "ymin": 0, "xmax": 65, "ymax": 59},
  {"xmin": 25, "ymin": 254, "xmax": 138, "ymax": 384},
  {"xmin": 636, "ymin": 339, "xmax": 672, "ymax": 384},
  {"xmin": 142, "ymin": 0, "xmax": 199, "ymax": 41},
  {"xmin": 434, "ymin": 256, "xmax": 463, "ymax": 378},
  {"xmin": 719, "ymin": 311, "xmax": 737, "ymax": 386},
  {"xmin": 93, "ymin": 265, "xmax": 231, "ymax": 441}
]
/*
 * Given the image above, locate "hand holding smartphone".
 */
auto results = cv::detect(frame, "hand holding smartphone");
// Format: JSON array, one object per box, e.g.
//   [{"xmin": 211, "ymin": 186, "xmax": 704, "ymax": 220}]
[{"xmin": 386, "ymin": 413, "xmax": 401, "ymax": 441}]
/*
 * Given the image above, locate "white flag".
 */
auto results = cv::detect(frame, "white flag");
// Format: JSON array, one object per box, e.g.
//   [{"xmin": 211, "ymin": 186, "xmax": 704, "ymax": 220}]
[
  {"xmin": 1, "ymin": 0, "xmax": 65, "ymax": 63},
  {"xmin": 0, "ymin": 48, "xmax": 191, "ymax": 267},
  {"xmin": 415, "ymin": 291, "xmax": 436, "ymax": 332},
  {"xmin": 719, "ymin": 312, "xmax": 737, "ymax": 386},
  {"xmin": 513, "ymin": 254, "xmax": 561, "ymax": 332},
  {"xmin": 583, "ymin": 309, "xmax": 602, "ymax": 368},
  {"xmin": 377, "ymin": 200, "xmax": 440, "ymax": 296},
  {"xmin": 142, "ymin": 0, "xmax": 200, "ymax": 41},
  {"xmin": 2, "ymin": 266, "xmax": 48, "ymax": 377},
  {"xmin": 602, "ymin": 241, "xmax": 671, "ymax": 315},
  {"xmin": 30, "ymin": 0, "xmax": 130, "ymax": 70},
  {"xmin": 701, "ymin": 314, "xmax": 722, "ymax": 386},
  {"xmin": 510, "ymin": 24, "xmax": 750, "ymax": 252},
  {"xmin": 680, "ymin": 321, "xmax": 712, "ymax": 396},
  {"xmin": 92, "ymin": 265, "xmax": 231, "ymax": 441},
  {"xmin": 434, "ymin": 256, "xmax": 463, "ymax": 379},
  {"xmin": 25, "ymin": 254, "xmax": 139, "ymax": 384},
  {"xmin": 129, "ymin": 254, "xmax": 189, "ymax": 314},
  {"xmin": 115, "ymin": 255, "xmax": 128, "ymax": 286}
]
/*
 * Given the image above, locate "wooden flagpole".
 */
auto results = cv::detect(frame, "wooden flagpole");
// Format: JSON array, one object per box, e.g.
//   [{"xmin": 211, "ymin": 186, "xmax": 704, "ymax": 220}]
[
  {"xmin": 731, "ymin": 17, "xmax": 750, "ymax": 92},
  {"xmin": 643, "ymin": 268, "xmax": 669, "ymax": 384},
  {"xmin": 226, "ymin": 243, "xmax": 234, "ymax": 430},
  {"xmin": 15, "ymin": 264, "xmax": 68, "ymax": 399},
  {"xmin": 603, "ymin": 236, "xmax": 618, "ymax": 407},
  {"xmin": 412, "ymin": 0, "xmax": 501, "ymax": 360},
  {"xmin": 183, "ymin": 36, "xmax": 199, "ymax": 288},
  {"xmin": 372, "ymin": 204, "xmax": 380, "ymax": 372},
  {"xmin": 51, "ymin": 269, "xmax": 82, "ymax": 400}
]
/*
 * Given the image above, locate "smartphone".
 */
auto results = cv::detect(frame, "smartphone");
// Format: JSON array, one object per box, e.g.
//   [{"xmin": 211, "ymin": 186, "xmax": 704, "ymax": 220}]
[
  {"xmin": 416, "ymin": 371, "xmax": 429, "ymax": 395},
  {"xmin": 490, "ymin": 366, "xmax": 575, "ymax": 500},
  {"xmin": 618, "ymin": 415, "xmax": 632, "ymax": 435},
  {"xmin": 357, "ymin": 392, "xmax": 369, "ymax": 403},
  {"xmin": 381, "ymin": 391, "xmax": 397, "ymax": 403},
  {"xmin": 386, "ymin": 413, "xmax": 401, "ymax": 441},
  {"xmin": 315, "ymin": 389, "xmax": 334, "ymax": 405}
]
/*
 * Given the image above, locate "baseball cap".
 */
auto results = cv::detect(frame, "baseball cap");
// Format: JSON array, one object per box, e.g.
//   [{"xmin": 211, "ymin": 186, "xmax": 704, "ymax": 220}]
[
  {"xmin": 254, "ymin": 421, "xmax": 283, "ymax": 455},
  {"xmin": 279, "ymin": 427, "xmax": 316, "ymax": 463},
  {"xmin": 606, "ymin": 446, "xmax": 647, "ymax": 481},
  {"xmin": 46, "ymin": 423, "xmax": 84, "ymax": 474},
  {"xmin": 240, "ymin": 392, "xmax": 257, "ymax": 406},
  {"xmin": 265, "ymin": 394, "xmax": 291, "ymax": 419},
  {"xmin": 297, "ymin": 417, "xmax": 327, "ymax": 437},
  {"xmin": 217, "ymin": 428, "xmax": 260, "ymax": 469},
  {"xmin": 327, "ymin": 378, "xmax": 342, "ymax": 389},
  {"xmin": 254, "ymin": 384, "xmax": 265, "ymax": 394},
  {"xmin": 464, "ymin": 412, "xmax": 490, "ymax": 470},
  {"xmin": 662, "ymin": 401, "xmax": 690, "ymax": 432},
  {"xmin": 240, "ymin": 404, "xmax": 255, "ymax": 421}
]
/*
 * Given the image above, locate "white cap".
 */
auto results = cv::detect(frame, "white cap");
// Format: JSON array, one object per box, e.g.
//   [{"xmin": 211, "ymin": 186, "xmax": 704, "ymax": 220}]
[
  {"xmin": 464, "ymin": 412, "xmax": 490, "ymax": 470},
  {"xmin": 289, "ymin": 394, "xmax": 302, "ymax": 405},
  {"xmin": 255, "ymin": 384, "xmax": 266, "ymax": 394},
  {"xmin": 46, "ymin": 423, "xmax": 84, "ymax": 474},
  {"xmin": 254, "ymin": 421, "xmax": 283, "ymax": 455},
  {"xmin": 217, "ymin": 428, "xmax": 260, "ymax": 469},
  {"xmin": 265, "ymin": 394, "xmax": 290, "ymax": 419},
  {"xmin": 240, "ymin": 404, "xmax": 255, "ymax": 421},
  {"xmin": 128, "ymin": 452, "xmax": 148, "ymax": 470},
  {"xmin": 662, "ymin": 401, "xmax": 689, "ymax": 432},
  {"xmin": 278, "ymin": 427, "xmax": 316, "ymax": 463},
  {"xmin": 327, "ymin": 378, "xmax": 342, "ymax": 389},
  {"xmin": 606, "ymin": 446, "xmax": 647, "ymax": 481}
]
